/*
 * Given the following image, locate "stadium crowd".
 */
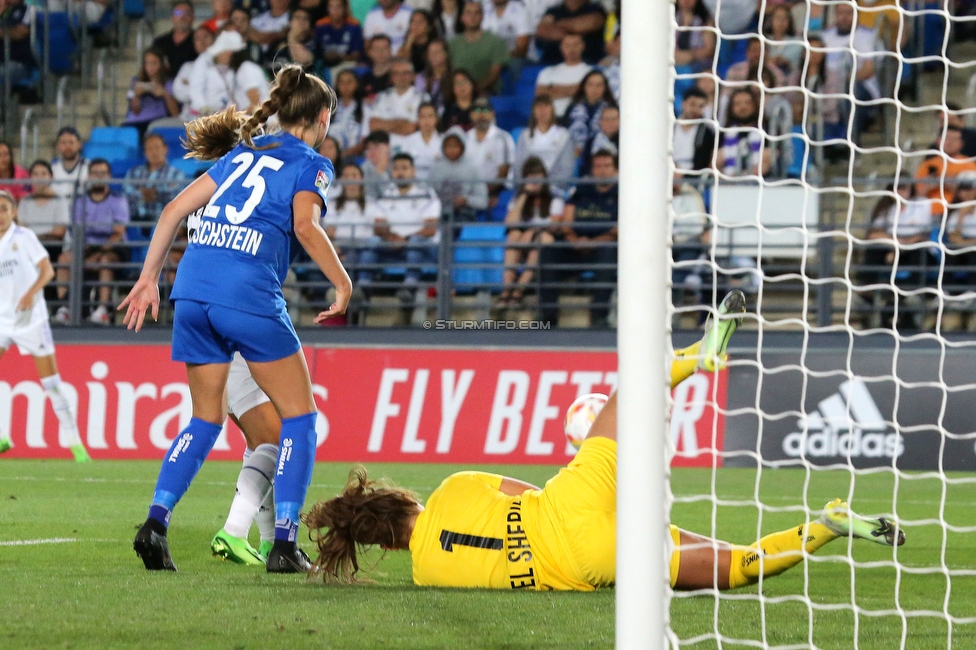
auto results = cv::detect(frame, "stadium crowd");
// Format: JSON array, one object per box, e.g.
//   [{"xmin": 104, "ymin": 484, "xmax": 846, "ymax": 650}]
[{"xmin": 0, "ymin": 0, "xmax": 970, "ymax": 328}]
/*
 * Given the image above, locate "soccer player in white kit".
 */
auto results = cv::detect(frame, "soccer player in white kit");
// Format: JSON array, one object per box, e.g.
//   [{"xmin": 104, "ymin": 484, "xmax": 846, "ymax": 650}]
[
  {"xmin": 0, "ymin": 190, "xmax": 91, "ymax": 461},
  {"xmin": 179, "ymin": 208, "xmax": 284, "ymax": 565},
  {"xmin": 210, "ymin": 353, "xmax": 283, "ymax": 565}
]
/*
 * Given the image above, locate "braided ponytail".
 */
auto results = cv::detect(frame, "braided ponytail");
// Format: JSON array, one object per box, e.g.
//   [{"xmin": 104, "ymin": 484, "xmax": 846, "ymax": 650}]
[
  {"xmin": 240, "ymin": 65, "xmax": 300, "ymax": 149},
  {"xmin": 303, "ymin": 466, "xmax": 421, "ymax": 584},
  {"xmin": 183, "ymin": 64, "xmax": 337, "ymax": 161}
]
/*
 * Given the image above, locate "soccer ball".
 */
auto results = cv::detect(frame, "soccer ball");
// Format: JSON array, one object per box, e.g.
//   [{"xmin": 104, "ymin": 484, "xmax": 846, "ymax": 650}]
[{"xmin": 564, "ymin": 393, "xmax": 609, "ymax": 450}]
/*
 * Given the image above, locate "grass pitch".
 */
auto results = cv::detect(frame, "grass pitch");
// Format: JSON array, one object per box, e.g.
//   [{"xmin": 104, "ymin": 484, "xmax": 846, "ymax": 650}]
[{"xmin": 1, "ymin": 460, "xmax": 974, "ymax": 649}]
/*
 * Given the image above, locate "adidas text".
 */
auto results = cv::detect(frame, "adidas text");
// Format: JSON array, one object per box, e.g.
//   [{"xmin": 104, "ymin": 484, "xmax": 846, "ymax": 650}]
[{"xmin": 782, "ymin": 378, "xmax": 904, "ymax": 459}]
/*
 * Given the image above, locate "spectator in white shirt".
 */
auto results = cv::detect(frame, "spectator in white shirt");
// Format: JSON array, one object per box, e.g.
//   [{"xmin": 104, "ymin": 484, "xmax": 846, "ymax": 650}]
[
  {"xmin": 428, "ymin": 131, "xmax": 489, "ymax": 221},
  {"xmin": 172, "ymin": 26, "xmax": 216, "ymax": 120},
  {"xmin": 362, "ymin": 131, "xmax": 395, "ymax": 202},
  {"xmin": 535, "ymin": 33, "xmax": 592, "ymax": 117},
  {"xmin": 946, "ymin": 172, "xmax": 976, "ymax": 291},
  {"xmin": 465, "ymin": 97, "xmax": 515, "ymax": 200},
  {"xmin": 324, "ymin": 163, "xmax": 373, "ymax": 267},
  {"xmin": 393, "ymin": 102, "xmax": 443, "ymax": 179},
  {"xmin": 364, "ymin": 0, "xmax": 413, "ymax": 51},
  {"xmin": 482, "ymin": 0, "xmax": 532, "ymax": 64},
  {"xmin": 361, "ymin": 153, "xmax": 443, "ymax": 295},
  {"xmin": 51, "ymin": 127, "xmax": 89, "ymax": 201},
  {"xmin": 17, "ymin": 161, "xmax": 71, "ymax": 256},
  {"xmin": 369, "ymin": 58, "xmax": 427, "ymax": 136},
  {"xmin": 248, "ymin": 0, "xmax": 292, "ymax": 55},
  {"xmin": 514, "ymin": 95, "xmax": 575, "ymax": 191},
  {"xmin": 702, "ymin": 0, "xmax": 758, "ymax": 35},
  {"xmin": 331, "ymin": 69, "xmax": 368, "ymax": 157},
  {"xmin": 194, "ymin": 31, "xmax": 271, "ymax": 115},
  {"xmin": 821, "ymin": 1, "xmax": 882, "ymax": 143},
  {"xmin": 433, "ymin": 0, "xmax": 463, "ymax": 41},
  {"xmin": 862, "ymin": 180, "xmax": 935, "ymax": 328}
]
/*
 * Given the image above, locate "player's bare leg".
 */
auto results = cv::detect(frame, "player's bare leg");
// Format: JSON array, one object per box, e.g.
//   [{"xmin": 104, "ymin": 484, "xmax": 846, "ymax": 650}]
[{"xmin": 244, "ymin": 351, "xmax": 318, "ymax": 573}]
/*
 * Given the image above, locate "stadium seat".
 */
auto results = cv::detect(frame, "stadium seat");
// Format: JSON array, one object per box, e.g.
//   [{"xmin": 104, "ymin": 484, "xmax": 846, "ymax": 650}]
[
  {"xmin": 148, "ymin": 126, "xmax": 189, "ymax": 159},
  {"xmin": 489, "ymin": 96, "xmax": 522, "ymax": 132},
  {"xmin": 168, "ymin": 157, "xmax": 214, "ymax": 178},
  {"xmin": 515, "ymin": 65, "xmax": 544, "ymax": 98},
  {"xmin": 491, "ymin": 188, "xmax": 514, "ymax": 222},
  {"xmin": 39, "ymin": 12, "xmax": 77, "ymax": 75},
  {"xmin": 82, "ymin": 143, "xmax": 137, "ymax": 167},
  {"xmin": 89, "ymin": 126, "xmax": 140, "ymax": 151},
  {"xmin": 110, "ymin": 156, "xmax": 145, "ymax": 178},
  {"xmin": 123, "ymin": 0, "xmax": 145, "ymax": 18},
  {"xmin": 452, "ymin": 225, "xmax": 506, "ymax": 292},
  {"xmin": 514, "ymin": 65, "xmax": 544, "ymax": 121},
  {"xmin": 787, "ymin": 126, "xmax": 808, "ymax": 179}
]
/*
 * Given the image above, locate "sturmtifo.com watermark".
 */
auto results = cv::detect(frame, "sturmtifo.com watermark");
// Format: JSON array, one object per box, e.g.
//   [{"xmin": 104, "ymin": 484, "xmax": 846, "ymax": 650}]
[{"xmin": 423, "ymin": 319, "xmax": 551, "ymax": 330}]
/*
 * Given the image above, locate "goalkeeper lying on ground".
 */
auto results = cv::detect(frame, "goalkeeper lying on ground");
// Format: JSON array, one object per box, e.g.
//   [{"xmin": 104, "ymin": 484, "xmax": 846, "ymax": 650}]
[{"xmin": 303, "ymin": 291, "xmax": 905, "ymax": 590}]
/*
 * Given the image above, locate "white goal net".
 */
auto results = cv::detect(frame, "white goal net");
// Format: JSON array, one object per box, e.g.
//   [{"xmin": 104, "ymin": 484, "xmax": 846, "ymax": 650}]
[{"xmin": 662, "ymin": 0, "xmax": 976, "ymax": 647}]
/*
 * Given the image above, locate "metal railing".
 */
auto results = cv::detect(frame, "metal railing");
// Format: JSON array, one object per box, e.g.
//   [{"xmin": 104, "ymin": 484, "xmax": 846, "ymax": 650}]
[{"xmin": 2, "ymin": 171, "xmax": 975, "ymax": 330}]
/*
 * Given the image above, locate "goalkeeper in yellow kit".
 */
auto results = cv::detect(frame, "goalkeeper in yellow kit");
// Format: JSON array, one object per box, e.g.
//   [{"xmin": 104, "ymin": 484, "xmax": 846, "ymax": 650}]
[{"xmin": 304, "ymin": 291, "xmax": 906, "ymax": 590}]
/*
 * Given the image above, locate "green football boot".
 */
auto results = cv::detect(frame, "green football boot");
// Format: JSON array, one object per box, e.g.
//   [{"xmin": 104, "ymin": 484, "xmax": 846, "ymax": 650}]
[
  {"xmin": 819, "ymin": 498, "xmax": 906, "ymax": 547},
  {"xmin": 697, "ymin": 290, "xmax": 747, "ymax": 373},
  {"xmin": 211, "ymin": 529, "xmax": 265, "ymax": 565},
  {"xmin": 71, "ymin": 444, "xmax": 92, "ymax": 462},
  {"xmin": 0, "ymin": 439, "xmax": 11, "ymax": 454},
  {"xmin": 259, "ymin": 540, "xmax": 273, "ymax": 561}
]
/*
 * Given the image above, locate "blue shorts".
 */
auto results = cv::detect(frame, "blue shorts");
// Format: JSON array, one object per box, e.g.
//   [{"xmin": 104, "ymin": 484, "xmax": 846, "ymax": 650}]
[{"xmin": 171, "ymin": 299, "xmax": 301, "ymax": 364}]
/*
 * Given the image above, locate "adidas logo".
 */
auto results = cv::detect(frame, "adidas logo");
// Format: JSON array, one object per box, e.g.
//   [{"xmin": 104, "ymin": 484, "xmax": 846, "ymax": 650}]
[{"xmin": 783, "ymin": 379, "xmax": 904, "ymax": 459}]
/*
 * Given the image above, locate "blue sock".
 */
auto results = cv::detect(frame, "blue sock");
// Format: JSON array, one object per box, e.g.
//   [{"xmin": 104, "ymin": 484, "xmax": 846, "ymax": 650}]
[
  {"xmin": 273, "ymin": 412, "xmax": 317, "ymax": 542},
  {"xmin": 147, "ymin": 417, "xmax": 223, "ymax": 529}
]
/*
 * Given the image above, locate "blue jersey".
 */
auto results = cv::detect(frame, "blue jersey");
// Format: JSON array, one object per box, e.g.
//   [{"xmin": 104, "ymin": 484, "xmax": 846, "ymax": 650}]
[{"xmin": 172, "ymin": 133, "xmax": 334, "ymax": 317}]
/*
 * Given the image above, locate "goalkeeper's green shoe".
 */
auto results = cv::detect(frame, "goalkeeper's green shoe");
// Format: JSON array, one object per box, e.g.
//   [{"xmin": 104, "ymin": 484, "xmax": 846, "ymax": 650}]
[
  {"xmin": 0, "ymin": 439, "xmax": 11, "ymax": 454},
  {"xmin": 71, "ymin": 444, "xmax": 91, "ymax": 463},
  {"xmin": 211, "ymin": 529, "xmax": 265, "ymax": 565},
  {"xmin": 259, "ymin": 540, "xmax": 273, "ymax": 561},
  {"xmin": 697, "ymin": 290, "xmax": 747, "ymax": 373},
  {"xmin": 819, "ymin": 498, "xmax": 906, "ymax": 547}
]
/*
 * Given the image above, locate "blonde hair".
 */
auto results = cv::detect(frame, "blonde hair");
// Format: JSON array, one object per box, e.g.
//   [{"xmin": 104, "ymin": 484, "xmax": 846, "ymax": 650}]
[{"xmin": 183, "ymin": 64, "xmax": 338, "ymax": 161}]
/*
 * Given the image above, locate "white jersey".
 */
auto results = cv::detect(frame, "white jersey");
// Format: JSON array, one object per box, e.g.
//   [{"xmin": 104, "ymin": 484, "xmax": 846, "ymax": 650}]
[
  {"xmin": 0, "ymin": 225, "xmax": 50, "ymax": 330},
  {"xmin": 466, "ymin": 124, "xmax": 516, "ymax": 182},
  {"xmin": 392, "ymin": 130, "xmax": 443, "ymax": 179},
  {"xmin": 365, "ymin": 182, "xmax": 442, "ymax": 242},
  {"xmin": 481, "ymin": 0, "xmax": 532, "ymax": 52}
]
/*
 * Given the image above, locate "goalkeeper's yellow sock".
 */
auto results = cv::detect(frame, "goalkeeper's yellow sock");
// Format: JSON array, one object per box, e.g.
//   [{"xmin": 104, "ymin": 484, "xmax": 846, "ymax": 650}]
[
  {"xmin": 671, "ymin": 342, "xmax": 702, "ymax": 389},
  {"xmin": 727, "ymin": 522, "xmax": 838, "ymax": 589}
]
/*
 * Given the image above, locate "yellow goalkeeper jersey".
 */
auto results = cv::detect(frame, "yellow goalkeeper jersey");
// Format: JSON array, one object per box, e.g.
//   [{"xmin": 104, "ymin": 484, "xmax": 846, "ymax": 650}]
[{"xmin": 410, "ymin": 438, "xmax": 619, "ymax": 591}]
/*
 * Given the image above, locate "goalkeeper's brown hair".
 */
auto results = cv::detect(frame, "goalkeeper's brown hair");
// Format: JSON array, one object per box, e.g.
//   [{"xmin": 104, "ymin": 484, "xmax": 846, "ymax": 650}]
[
  {"xmin": 303, "ymin": 466, "xmax": 421, "ymax": 584},
  {"xmin": 183, "ymin": 64, "xmax": 337, "ymax": 161}
]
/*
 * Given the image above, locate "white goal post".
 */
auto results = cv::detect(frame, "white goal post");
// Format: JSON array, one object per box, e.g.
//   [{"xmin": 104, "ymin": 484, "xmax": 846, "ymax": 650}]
[{"xmin": 616, "ymin": 0, "xmax": 673, "ymax": 647}]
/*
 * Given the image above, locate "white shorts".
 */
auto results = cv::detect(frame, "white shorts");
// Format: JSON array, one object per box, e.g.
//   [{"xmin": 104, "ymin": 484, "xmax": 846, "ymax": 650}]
[
  {"xmin": 0, "ymin": 319, "xmax": 56, "ymax": 357},
  {"xmin": 227, "ymin": 352, "xmax": 271, "ymax": 417}
]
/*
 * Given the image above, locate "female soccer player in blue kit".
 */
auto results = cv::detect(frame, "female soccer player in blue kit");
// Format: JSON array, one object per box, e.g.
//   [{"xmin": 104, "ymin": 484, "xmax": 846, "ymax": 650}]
[{"xmin": 119, "ymin": 64, "xmax": 351, "ymax": 573}]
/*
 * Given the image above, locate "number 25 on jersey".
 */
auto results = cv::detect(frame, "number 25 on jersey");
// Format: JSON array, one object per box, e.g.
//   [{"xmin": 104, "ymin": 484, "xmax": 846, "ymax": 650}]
[{"xmin": 204, "ymin": 152, "xmax": 284, "ymax": 225}]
